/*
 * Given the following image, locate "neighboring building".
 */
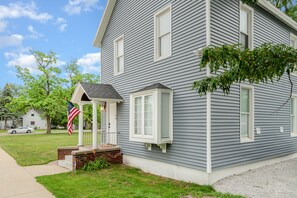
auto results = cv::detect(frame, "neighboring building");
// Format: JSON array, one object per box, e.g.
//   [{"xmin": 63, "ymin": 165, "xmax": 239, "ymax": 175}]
[
  {"xmin": 72, "ymin": 0, "xmax": 297, "ymax": 184},
  {"xmin": 0, "ymin": 109, "xmax": 47, "ymax": 130},
  {"xmin": 22, "ymin": 109, "xmax": 47, "ymax": 129}
]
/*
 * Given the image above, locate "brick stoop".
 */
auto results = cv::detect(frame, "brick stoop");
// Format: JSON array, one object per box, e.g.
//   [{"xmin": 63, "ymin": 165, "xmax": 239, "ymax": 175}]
[
  {"xmin": 72, "ymin": 147, "xmax": 123, "ymax": 171},
  {"xmin": 57, "ymin": 146, "xmax": 123, "ymax": 171},
  {"xmin": 57, "ymin": 146, "xmax": 79, "ymax": 160}
]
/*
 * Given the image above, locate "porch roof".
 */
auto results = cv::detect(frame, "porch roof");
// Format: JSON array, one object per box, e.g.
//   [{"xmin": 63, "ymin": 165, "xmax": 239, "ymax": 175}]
[{"xmin": 71, "ymin": 82, "xmax": 124, "ymax": 104}]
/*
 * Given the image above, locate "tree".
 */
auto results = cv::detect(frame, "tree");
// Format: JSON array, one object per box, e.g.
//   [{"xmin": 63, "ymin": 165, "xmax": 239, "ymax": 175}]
[
  {"xmin": 61, "ymin": 60, "xmax": 100, "ymax": 129},
  {"xmin": 192, "ymin": 1, "xmax": 297, "ymax": 100},
  {"xmin": 9, "ymin": 51, "xmax": 67, "ymax": 134},
  {"xmin": 193, "ymin": 43, "xmax": 296, "ymax": 96},
  {"xmin": 0, "ymin": 84, "xmax": 18, "ymax": 129}
]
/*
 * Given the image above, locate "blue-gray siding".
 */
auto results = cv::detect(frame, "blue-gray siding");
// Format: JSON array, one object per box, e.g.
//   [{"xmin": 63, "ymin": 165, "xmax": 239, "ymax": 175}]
[
  {"xmin": 210, "ymin": 0, "xmax": 297, "ymax": 170},
  {"xmin": 101, "ymin": 0, "xmax": 207, "ymax": 170}
]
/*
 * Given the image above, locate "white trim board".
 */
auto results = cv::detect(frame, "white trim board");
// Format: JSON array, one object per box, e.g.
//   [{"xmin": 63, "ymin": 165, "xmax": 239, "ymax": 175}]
[
  {"xmin": 205, "ymin": 0, "xmax": 212, "ymax": 174},
  {"xmin": 123, "ymin": 153, "xmax": 297, "ymax": 185}
]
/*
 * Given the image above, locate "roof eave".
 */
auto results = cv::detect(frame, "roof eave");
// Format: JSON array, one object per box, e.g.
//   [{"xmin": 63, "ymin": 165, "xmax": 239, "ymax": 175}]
[
  {"xmin": 258, "ymin": 0, "xmax": 297, "ymax": 32},
  {"xmin": 93, "ymin": 0, "xmax": 117, "ymax": 48}
]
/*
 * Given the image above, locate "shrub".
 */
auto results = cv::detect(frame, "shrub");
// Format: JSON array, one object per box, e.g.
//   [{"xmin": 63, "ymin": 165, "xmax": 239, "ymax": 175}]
[{"xmin": 81, "ymin": 158, "xmax": 110, "ymax": 171}]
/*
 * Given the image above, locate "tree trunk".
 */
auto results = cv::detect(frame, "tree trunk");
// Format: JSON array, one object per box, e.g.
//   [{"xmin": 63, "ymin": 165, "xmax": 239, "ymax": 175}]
[
  {"xmin": 4, "ymin": 118, "xmax": 7, "ymax": 130},
  {"xmin": 46, "ymin": 115, "xmax": 51, "ymax": 134}
]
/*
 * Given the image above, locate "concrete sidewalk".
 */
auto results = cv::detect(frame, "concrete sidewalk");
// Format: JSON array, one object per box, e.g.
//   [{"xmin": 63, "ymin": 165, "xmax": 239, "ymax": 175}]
[{"xmin": 0, "ymin": 147, "xmax": 68, "ymax": 198}]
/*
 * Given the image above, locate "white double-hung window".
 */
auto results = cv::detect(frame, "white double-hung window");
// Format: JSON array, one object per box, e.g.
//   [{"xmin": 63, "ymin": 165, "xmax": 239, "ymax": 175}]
[
  {"xmin": 114, "ymin": 35, "xmax": 124, "ymax": 75},
  {"xmin": 291, "ymin": 96, "xmax": 297, "ymax": 136},
  {"xmin": 130, "ymin": 84, "xmax": 173, "ymax": 152},
  {"xmin": 240, "ymin": 85, "xmax": 254, "ymax": 142},
  {"xmin": 290, "ymin": 34, "xmax": 297, "ymax": 75},
  {"xmin": 240, "ymin": 4, "xmax": 253, "ymax": 49},
  {"xmin": 154, "ymin": 5, "xmax": 171, "ymax": 61}
]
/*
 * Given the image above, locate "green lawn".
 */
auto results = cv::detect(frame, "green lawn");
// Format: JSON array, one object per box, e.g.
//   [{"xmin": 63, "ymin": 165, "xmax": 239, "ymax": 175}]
[
  {"xmin": 0, "ymin": 133, "xmax": 77, "ymax": 166},
  {"xmin": 0, "ymin": 130, "xmax": 6, "ymax": 133},
  {"xmin": 37, "ymin": 165, "xmax": 242, "ymax": 198}
]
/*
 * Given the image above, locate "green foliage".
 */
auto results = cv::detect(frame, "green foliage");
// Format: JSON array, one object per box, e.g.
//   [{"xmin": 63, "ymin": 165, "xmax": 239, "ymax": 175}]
[
  {"xmin": 0, "ymin": 84, "xmax": 19, "ymax": 129},
  {"xmin": 9, "ymin": 51, "xmax": 67, "ymax": 133},
  {"xmin": 192, "ymin": 43, "xmax": 297, "ymax": 95},
  {"xmin": 81, "ymin": 158, "xmax": 110, "ymax": 171}
]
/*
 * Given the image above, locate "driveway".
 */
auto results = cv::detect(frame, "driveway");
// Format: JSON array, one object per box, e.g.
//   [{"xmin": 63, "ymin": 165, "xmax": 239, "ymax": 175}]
[
  {"xmin": 0, "ymin": 147, "xmax": 69, "ymax": 198},
  {"xmin": 214, "ymin": 158, "xmax": 297, "ymax": 198}
]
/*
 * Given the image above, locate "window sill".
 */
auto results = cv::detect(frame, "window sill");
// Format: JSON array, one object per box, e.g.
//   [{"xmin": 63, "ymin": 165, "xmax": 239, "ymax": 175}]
[
  {"xmin": 240, "ymin": 138, "xmax": 254, "ymax": 143},
  {"xmin": 114, "ymin": 71, "xmax": 124, "ymax": 76},
  {"xmin": 154, "ymin": 54, "xmax": 171, "ymax": 62},
  {"xmin": 291, "ymin": 133, "xmax": 297, "ymax": 137}
]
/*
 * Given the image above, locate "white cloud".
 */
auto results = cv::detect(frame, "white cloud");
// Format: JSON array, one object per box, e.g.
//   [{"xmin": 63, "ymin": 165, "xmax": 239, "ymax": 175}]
[
  {"xmin": 0, "ymin": 2, "xmax": 52, "ymax": 23},
  {"xmin": 0, "ymin": 34, "xmax": 23, "ymax": 48},
  {"xmin": 64, "ymin": 0, "xmax": 103, "ymax": 15},
  {"xmin": 0, "ymin": 21, "xmax": 7, "ymax": 32},
  {"xmin": 5, "ymin": 53, "xmax": 37, "ymax": 73},
  {"xmin": 55, "ymin": 17, "xmax": 67, "ymax": 32},
  {"xmin": 77, "ymin": 52, "xmax": 100, "ymax": 73},
  {"xmin": 4, "ymin": 51, "xmax": 66, "ymax": 74},
  {"xmin": 28, "ymin": 25, "xmax": 43, "ymax": 39}
]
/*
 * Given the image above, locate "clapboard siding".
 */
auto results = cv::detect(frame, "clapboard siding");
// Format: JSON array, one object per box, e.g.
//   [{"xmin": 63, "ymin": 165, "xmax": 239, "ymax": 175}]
[
  {"xmin": 101, "ymin": 0, "xmax": 207, "ymax": 170},
  {"xmin": 211, "ymin": 0, "xmax": 297, "ymax": 170}
]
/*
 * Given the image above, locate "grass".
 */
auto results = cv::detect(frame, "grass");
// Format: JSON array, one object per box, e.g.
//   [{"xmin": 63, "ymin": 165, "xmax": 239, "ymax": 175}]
[
  {"xmin": 37, "ymin": 165, "xmax": 242, "ymax": 198},
  {"xmin": 0, "ymin": 133, "xmax": 77, "ymax": 166}
]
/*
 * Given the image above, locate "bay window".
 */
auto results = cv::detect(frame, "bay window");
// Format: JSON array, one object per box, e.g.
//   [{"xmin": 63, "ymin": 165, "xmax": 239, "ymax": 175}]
[{"xmin": 130, "ymin": 84, "xmax": 173, "ymax": 151}]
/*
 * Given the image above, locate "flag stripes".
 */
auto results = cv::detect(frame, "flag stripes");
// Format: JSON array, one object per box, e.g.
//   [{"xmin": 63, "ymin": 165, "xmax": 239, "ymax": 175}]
[{"xmin": 67, "ymin": 101, "xmax": 80, "ymax": 135}]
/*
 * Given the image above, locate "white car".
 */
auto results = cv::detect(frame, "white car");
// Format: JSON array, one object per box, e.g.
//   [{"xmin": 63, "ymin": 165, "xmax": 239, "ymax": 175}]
[{"xmin": 7, "ymin": 127, "xmax": 34, "ymax": 134}]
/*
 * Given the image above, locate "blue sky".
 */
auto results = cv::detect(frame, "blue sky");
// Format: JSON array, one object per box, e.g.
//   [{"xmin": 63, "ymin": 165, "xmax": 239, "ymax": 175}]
[{"xmin": 0, "ymin": 0, "xmax": 107, "ymax": 87}]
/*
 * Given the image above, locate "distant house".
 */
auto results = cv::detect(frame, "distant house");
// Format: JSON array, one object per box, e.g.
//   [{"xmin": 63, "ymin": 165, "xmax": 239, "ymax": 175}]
[
  {"xmin": 0, "ymin": 109, "xmax": 47, "ymax": 129},
  {"xmin": 69, "ymin": 0, "xmax": 297, "ymax": 184},
  {"xmin": 21, "ymin": 109, "xmax": 47, "ymax": 129}
]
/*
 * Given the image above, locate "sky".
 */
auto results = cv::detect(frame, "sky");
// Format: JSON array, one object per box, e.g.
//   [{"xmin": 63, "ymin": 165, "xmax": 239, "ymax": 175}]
[{"xmin": 0, "ymin": 0, "xmax": 107, "ymax": 87}]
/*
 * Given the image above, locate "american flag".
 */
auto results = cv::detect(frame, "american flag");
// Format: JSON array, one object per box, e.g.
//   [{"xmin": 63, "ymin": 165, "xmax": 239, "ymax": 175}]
[{"xmin": 67, "ymin": 101, "xmax": 80, "ymax": 135}]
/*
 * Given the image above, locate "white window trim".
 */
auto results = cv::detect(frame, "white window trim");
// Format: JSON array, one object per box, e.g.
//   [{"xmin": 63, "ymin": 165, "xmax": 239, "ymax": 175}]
[
  {"xmin": 291, "ymin": 94, "xmax": 297, "ymax": 137},
  {"xmin": 129, "ymin": 89, "xmax": 173, "ymax": 144},
  {"xmin": 290, "ymin": 33, "xmax": 297, "ymax": 76},
  {"xmin": 240, "ymin": 84, "xmax": 255, "ymax": 143},
  {"xmin": 114, "ymin": 35, "xmax": 124, "ymax": 76},
  {"xmin": 240, "ymin": 3, "xmax": 254, "ymax": 49},
  {"xmin": 154, "ymin": 4, "xmax": 172, "ymax": 62}
]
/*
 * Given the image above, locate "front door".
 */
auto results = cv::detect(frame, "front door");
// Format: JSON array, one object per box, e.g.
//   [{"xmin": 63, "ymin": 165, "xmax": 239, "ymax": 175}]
[{"xmin": 106, "ymin": 102, "xmax": 117, "ymax": 145}]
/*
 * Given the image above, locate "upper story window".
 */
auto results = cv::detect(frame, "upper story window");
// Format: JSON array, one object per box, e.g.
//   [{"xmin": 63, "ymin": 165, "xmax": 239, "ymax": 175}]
[
  {"xmin": 290, "ymin": 34, "xmax": 297, "ymax": 75},
  {"xmin": 291, "ymin": 96, "xmax": 297, "ymax": 137},
  {"xmin": 114, "ymin": 35, "xmax": 124, "ymax": 75},
  {"xmin": 154, "ymin": 5, "xmax": 172, "ymax": 61},
  {"xmin": 240, "ymin": 4, "xmax": 253, "ymax": 49},
  {"xmin": 31, "ymin": 114, "xmax": 34, "ymax": 117},
  {"xmin": 240, "ymin": 85, "xmax": 254, "ymax": 142}
]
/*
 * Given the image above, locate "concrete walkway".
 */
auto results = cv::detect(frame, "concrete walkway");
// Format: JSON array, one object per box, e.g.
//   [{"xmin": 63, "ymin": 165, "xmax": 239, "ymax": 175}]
[{"xmin": 0, "ymin": 148, "xmax": 69, "ymax": 198}]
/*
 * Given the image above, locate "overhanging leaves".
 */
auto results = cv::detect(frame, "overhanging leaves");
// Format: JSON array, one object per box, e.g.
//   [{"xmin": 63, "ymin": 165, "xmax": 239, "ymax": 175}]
[{"xmin": 193, "ymin": 43, "xmax": 297, "ymax": 96}]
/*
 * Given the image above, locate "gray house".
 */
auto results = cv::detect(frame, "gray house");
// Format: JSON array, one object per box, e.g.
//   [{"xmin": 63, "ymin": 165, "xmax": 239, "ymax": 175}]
[{"xmin": 71, "ymin": 0, "xmax": 297, "ymax": 184}]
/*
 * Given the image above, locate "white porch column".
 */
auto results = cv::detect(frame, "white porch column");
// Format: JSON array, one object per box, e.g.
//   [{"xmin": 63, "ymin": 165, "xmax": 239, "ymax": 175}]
[
  {"xmin": 92, "ymin": 100, "xmax": 98, "ymax": 149},
  {"xmin": 78, "ymin": 103, "xmax": 84, "ymax": 147}
]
